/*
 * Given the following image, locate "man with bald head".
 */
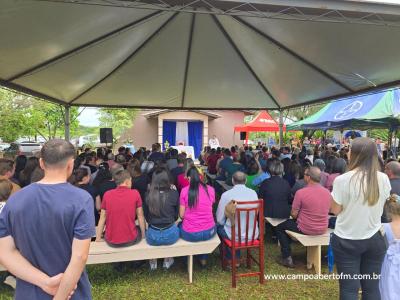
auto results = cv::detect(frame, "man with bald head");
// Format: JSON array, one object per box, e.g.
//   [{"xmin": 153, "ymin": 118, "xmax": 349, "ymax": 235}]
[
  {"xmin": 385, "ymin": 161, "xmax": 400, "ymax": 195},
  {"xmin": 276, "ymin": 166, "xmax": 332, "ymax": 268},
  {"xmin": 216, "ymin": 171, "xmax": 259, "ymax": 261}
]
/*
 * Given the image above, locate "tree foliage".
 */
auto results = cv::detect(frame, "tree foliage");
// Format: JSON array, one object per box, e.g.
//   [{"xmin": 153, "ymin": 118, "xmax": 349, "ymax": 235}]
[
  {"xmin": 98, "ymin": 108, "xmax": 138, "ymax": 144},
  {"xmin": 0, "ymin": 88, "xmax": 79, "ymax": 142}
]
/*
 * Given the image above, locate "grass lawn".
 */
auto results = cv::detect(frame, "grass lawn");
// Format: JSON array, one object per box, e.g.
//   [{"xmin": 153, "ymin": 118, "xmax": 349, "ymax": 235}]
[{"xmin": 0, "ymin": 236, "xmax": 339, "ymax": 299}]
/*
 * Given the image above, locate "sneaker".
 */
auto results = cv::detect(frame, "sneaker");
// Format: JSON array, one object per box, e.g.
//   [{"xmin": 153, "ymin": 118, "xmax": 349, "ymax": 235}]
[
  {"xmin": 4, "ymin": 276, "xmax": 16, "ymax": 289},
  {"xmin": 149, "ymin": 259, "xmax": 158, "ymax": 270},
  {"xmin": 280, "ymin": 256, "xmax": 295, "ymax": 268},
  {"xmin": 163, "ymin": 257, "xmax": 174, "ymax": 269}
]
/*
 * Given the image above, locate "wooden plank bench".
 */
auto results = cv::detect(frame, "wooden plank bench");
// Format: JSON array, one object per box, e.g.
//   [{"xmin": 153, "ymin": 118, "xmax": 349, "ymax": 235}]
[
  {"xmin": 265, "ymin": 217, "xmax": 287, "ymax": 227},
  {"xmin": 285, "ymin": 229, "xmax": 333, "ymax": 275},
  {"xmin": 216, "ymin": 180, "xmax": 233, "ymax": 192},
  {"xmin": 0, "ymin": 236, "xmax": 221, "ymax": 283}
]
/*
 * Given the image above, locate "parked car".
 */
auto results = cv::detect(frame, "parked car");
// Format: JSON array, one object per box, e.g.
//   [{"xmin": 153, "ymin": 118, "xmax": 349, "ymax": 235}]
[
  {"xmin": 4, "ymin": 142, "xmax": 42, "ymax": 157},
  {"xmin": 0, "ymin": 143, "xmax": 10, "ymax": 151}
]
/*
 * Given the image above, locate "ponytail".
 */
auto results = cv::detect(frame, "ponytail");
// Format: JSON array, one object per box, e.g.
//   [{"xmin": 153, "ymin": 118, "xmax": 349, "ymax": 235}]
[
  {"xmin": 187, "ymin": 167, "xmax": 208, "ymax": 209},
  {"xmin": 384, "ymin": 194, "xmax": 400, "ymax": 220}
]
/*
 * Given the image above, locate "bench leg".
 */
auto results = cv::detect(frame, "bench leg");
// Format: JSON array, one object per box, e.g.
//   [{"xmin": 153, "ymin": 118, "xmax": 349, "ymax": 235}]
[
  {"xmin": 307, "ymin": 245, "xmax": 321, "ymax": 275},
  {"xmin": 188, "ymin": 255, "xmax": 193, "ymax": 283}
]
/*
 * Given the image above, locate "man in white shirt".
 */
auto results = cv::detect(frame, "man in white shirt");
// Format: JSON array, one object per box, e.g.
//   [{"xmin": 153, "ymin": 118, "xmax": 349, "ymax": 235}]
[
  {"xmin": 216, "ymin": 172, "xmax": 259, "ymax": 260},
  {"xmin": 209, "ymin": 135, "xmax": 220, "ymax": 149}
]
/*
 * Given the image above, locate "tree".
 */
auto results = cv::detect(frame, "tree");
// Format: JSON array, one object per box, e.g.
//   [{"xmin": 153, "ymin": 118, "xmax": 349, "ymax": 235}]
[
  {"xmin": 98, "ymin": 108, "xmax": 138, "ymax": 144},
  {"xmin": 0, "ymin": 87, "xmax": 80, "ymax": 142},
  {"xmin": 0, "ymin": 89, "xmax": 26, "ymax": 142},
  {"xmin": 283, "ymin": 104, "xmax": 325, "ymax": 138}
]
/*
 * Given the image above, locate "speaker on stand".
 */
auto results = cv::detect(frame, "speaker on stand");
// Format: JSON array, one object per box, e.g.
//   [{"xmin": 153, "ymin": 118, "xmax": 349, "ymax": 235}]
[
  {"xmin": 100, "ymin": 128, "xmax": 113, "ymax": 148},
  {"xmin": 240, "ymin": 132, "xmax": 247, "ymax": 140}
]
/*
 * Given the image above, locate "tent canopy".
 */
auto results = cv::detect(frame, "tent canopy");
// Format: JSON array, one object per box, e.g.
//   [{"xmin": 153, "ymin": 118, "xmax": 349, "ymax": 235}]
[
  {"xmin": 2, "ymin": 0, "xmax": 400, "ymax": 109},
  {"xmin": 234, "ymin": 110, "xmax": 285, "ymax": 132},
  {"xmin": 287, "ymin": 89, "xmax": 400, "ymax": 130}
]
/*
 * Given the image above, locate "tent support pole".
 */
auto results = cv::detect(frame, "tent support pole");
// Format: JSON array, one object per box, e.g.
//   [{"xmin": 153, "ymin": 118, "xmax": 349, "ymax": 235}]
[
  {"xmin": 279, "ymin": 110, "xmax": 284, "ymax": 148},
  {"xmin": 339, "ymin": 129, "xmax": 343, "ymax": 149},
  {"xmin": 388, "ymin": 128, "xmax": 393, "ymax": 158},
  {"xmin": 395, "ymin": 130, "xmax": 398, "ymax": 159},
  {"xmin": 64, "ymin": 105, "xmax": 71, "ymax": 142}
]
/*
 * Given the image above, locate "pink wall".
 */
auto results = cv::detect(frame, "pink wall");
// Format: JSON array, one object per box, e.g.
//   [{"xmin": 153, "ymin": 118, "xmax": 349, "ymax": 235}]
[
  {"xmin": 208, "ymin": 111, "xmax": 245, "ymax": 147},
  {"xmin": 121, "ymin": 111, "xmax": 158, "ymax": 149}
]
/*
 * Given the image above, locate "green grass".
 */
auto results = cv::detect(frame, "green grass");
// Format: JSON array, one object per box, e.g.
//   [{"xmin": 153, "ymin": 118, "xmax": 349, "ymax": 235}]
[{"xmin": 0, "ymin": 238, "xmax": 338, "ymax": 300}]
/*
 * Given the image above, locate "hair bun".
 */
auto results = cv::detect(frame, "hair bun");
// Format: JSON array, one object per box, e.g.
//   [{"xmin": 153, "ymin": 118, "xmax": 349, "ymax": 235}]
[{"xmin": 388, "ymin": 194, "xmax": 400, "ymax": 203}]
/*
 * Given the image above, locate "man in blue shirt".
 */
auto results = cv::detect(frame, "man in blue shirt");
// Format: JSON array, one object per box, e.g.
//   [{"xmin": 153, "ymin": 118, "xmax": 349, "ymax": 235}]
[
  {"xmin": 0, "ymin": 139, "xmax": 95, "ymax": 299},
  {"xmin": 216, "ymin": 149, "xmax": 233, "ymax": 181}
]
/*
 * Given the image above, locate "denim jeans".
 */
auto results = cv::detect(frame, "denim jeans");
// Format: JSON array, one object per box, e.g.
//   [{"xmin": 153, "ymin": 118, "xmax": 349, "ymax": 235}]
[
  {"xmin": 146, "ymin": 224, "xmax": 180, "ymax": 246},
  {"xmin": 217, "ymin": 225, "xmax": 240, "ymax": 259},
  {"xmin": 332, "ymin": 231, "xmax": 387, "ymax": 300},
  {"xmin": 180, "ymin": 224, "xmax": 216, "ymax": 260}
]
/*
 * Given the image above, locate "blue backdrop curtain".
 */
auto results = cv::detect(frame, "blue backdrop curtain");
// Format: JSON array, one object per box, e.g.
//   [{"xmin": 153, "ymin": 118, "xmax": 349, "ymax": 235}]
[
  {"xmin": 162, "ymin": 121, "xmax": 176, "ymax": 150},
  {"xmin": 188, "ymin": 121, "xmax": 203, "ymax": 158}
]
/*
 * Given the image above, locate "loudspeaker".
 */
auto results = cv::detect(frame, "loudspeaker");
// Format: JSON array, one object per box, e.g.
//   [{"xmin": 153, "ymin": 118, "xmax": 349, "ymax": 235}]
[
  {"xmin": 240, "ymin": 132, "xmax": 247, "ymax": 140},
  {"xmin": 100, "ymin": 128, "xmax": 113, "ymax": 144}
]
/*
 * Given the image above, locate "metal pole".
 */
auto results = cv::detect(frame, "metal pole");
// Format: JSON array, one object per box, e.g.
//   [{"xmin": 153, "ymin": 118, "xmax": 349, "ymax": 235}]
[
  {"xmin": 279, "ymin": 110, "xmax": 284, "ymax": 148},
  {"xmin": 64, "ymin": 105, "xmax": 70, "ymax": 142}
]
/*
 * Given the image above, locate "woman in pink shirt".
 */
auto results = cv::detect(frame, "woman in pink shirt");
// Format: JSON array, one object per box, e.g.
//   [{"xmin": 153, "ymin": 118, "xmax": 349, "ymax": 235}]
[
  {"xmin": 325, "ymin": 158, "xmax": 347, "ymax": 192},
  {"xmin": 179, "ymin": 167, "xmax": 216, "ymax": 266}
]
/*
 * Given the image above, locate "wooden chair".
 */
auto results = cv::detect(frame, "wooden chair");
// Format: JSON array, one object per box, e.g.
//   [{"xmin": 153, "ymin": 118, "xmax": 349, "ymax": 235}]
[{"xmin": 220, "ymin": 199, "xmax": 265, "ymax": 288}]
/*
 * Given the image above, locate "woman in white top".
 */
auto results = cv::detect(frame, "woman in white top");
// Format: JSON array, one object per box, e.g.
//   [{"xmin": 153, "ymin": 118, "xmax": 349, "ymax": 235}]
[{"xmin": 331, "ymin": 137, "xmax": 391, "ymax": 300}]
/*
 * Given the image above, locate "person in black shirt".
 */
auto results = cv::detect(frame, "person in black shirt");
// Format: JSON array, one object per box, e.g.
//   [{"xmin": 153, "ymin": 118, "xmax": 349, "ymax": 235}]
[
  {"xmin": 127, "ymin": 158, "xmax": 149, "ymax": 210},
  {"xmin": 69, "ymin": 168, "xmax": 100, "ymax": 225},
  {"xmin": 259, "ymin": 159, "xmax": 292, "ymax": 218},
  {"xmin": 92, "ymin": 163, "xmax": 123, "ymax": 200},
  {"xmin": 84, "ymin": 154, "xmax": 98, "ymax": 174},
  {"xmin": 148, "ymin": 143, "xmax": 165, "ymax": 163},
  {"xmin": 145, "ymin": 167, "xmax": 179, "ymax": 270}
]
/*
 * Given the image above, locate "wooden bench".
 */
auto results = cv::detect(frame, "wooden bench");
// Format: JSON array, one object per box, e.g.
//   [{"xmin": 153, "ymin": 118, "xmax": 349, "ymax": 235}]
[
  {"xmin": 285, "ymin": 229, "xmax": 333, "ymax": 275},
  {"xmin": 0, "ymin": 236, "xmax": 221, "ymax": 283},
  {"xmin": 265, "ymin": 217, "xmax": 287, "ymax": 227},
  {"xmin": 216, "ymin": 180, "xmax": 233, "ymax": 192}
]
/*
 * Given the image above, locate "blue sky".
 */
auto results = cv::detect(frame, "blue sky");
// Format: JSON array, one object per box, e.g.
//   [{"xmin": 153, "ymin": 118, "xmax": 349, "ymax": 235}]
[{"xmin": 78, "ymin": 108, "xmax": 100, "ymax": 127}]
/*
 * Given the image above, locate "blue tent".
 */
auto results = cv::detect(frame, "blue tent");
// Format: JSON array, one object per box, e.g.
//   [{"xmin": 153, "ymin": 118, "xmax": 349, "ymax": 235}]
[{"xmin": 287, "ymin": 89, "xmax": 400, "ymax": 130}]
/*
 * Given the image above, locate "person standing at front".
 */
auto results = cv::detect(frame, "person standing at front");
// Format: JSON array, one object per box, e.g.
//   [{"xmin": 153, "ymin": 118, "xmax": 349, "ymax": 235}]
[
  {"xmin": 331, "ymin": 137, "xmax": 391, "ymax": 300},
  {"xmin": 0, "ymin": 139, "xmax": 95, "ymax": 299}
]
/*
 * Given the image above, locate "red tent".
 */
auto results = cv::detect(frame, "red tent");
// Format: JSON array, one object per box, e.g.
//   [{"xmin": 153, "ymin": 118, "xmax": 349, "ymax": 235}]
[{"xmin": 234, "ymin": 110, "xmax": 286, "ymax": 133}]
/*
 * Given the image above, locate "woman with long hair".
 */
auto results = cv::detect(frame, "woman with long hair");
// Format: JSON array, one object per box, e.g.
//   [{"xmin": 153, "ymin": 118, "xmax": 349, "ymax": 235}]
[
  {"xmin": 145, "ymin": 168, "xmax": 180, "ymax": 270},
  {"xmin": 325, "ymin": 158, "xmax": 347, "ymax": 192},
  {"xmin": 179, "ymin": 167, "xmax": 216, "ymax": 266},
  {"xmin": 245, "ymin": 158, "xmax": 261, "ymax": 191},
  {"xmin": 19, "ymin": 157, "xmax": 39, "ymax": 187},
  {"xmin": 69, "ymin": 168, "xmax": 100, "ymax": 224},
  {"xmin": 13, "ymin": 155, "xmax": 27, "ymax": 184},
  {"xmin": 331, "ymin": 137, "xmax": 391, "ymax": 299}
]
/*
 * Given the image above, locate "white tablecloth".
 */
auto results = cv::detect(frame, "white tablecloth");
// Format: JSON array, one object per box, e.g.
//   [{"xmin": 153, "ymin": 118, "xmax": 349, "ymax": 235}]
[{"xmin": 172, "ymin": 146, "xmax": 195, "ymax": 159}]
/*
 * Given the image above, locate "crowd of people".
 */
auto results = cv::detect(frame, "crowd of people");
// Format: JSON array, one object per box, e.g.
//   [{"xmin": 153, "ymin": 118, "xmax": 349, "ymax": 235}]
[{"xmin": 0, "ymin": 137, "xmax": 399, "ymax": 299}]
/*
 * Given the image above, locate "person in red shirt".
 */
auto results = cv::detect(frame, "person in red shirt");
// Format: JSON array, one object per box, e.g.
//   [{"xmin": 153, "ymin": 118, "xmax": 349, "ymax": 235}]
[
  {"xmin": 206, "ymin": 148, "xmax": 219, "ymax": 174},
  {"xmin": 96, "ymin": 170, "xmax": 145, "ymax": 247},
  {"xmin": 275, "ymin": 166, "xmax": 332, "ymax": 268}
]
